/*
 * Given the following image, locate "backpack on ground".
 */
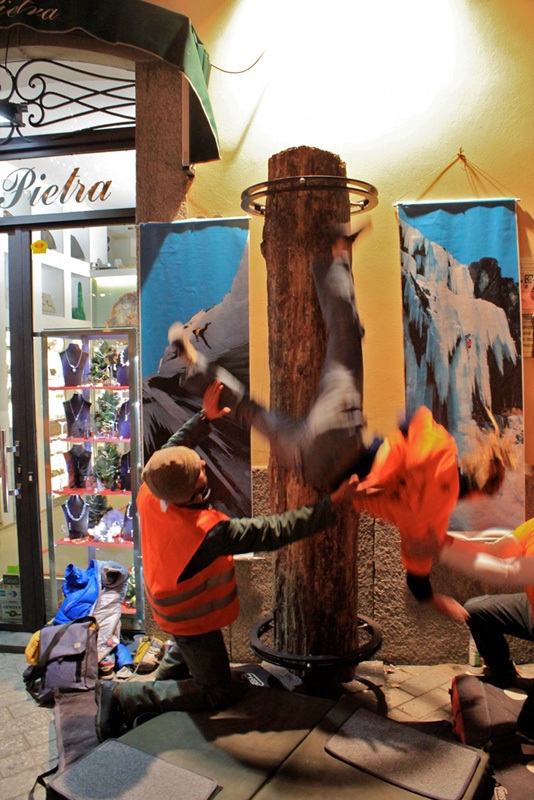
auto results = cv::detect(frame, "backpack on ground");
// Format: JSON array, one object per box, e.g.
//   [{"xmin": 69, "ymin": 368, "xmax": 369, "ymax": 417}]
[{"xmin": 23, "ymin": 616, "xmax": 99, "ymax": 705}]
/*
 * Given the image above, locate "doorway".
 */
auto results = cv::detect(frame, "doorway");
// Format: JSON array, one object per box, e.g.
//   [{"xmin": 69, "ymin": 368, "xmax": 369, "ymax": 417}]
[{"xmin": 0, "ymin": 211, "xmax": 136, "ymax": 632}]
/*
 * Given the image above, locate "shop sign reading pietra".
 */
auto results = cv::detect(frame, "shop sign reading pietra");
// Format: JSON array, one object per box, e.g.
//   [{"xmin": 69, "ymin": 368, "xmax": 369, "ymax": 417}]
[
  {"xmin": 0, "ymin": 150, "xmax": 134, "ymax": 213},
  {"xmin": 0, "ymin": 1, "xmax": 59, "ymax": 20},
  {"xmin": 0, "ymin": 166, "xmax": 111, "ymax": 210}
]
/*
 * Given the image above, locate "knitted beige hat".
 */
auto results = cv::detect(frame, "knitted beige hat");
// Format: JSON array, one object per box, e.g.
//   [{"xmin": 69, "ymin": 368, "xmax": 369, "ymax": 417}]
[{"xmin": 142, "ymin": 446, "xmax": 202, "ymax": 504}]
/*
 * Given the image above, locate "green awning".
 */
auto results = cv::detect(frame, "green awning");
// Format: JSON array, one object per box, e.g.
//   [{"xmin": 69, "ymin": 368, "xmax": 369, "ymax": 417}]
[{"xmin": 0, "ymin": 0, "xmax": 220, "ymax": 163}]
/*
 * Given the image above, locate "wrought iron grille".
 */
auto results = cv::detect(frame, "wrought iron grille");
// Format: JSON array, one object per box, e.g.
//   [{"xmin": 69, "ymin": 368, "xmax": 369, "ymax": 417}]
[{"xmin": 0, "ymin": 59, "xmax": 135, "ymax": 144}]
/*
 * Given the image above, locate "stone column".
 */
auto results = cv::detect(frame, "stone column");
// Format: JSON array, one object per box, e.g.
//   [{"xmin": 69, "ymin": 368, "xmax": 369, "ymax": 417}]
[
  {"xmin": 135, "ymin": 60, "xmax": 191, "ymax": 223},
  {"xmin": 135, "ymin": 60, "xmax": 191, "ymax": 639}
]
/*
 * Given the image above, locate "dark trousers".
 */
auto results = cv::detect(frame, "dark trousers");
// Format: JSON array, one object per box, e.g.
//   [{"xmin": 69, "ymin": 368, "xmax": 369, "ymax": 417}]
[
  {"xmin": 465, "ymin": 592, "xmax": 534, "ymax": 738},
  {"xmin": 117, "ymin": 629, "xmax": 241, "ymax": 726},
  {"xmin": 465, "ymin": 593, "xmax": 534, "ymax": 672}
]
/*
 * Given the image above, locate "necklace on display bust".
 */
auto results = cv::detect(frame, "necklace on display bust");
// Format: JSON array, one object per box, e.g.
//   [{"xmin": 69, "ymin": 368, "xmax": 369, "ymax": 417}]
[
  {"xmin": 65, "ymin": 345, "xmax": 84, "ymax": 373},
  {"xmin": 64, "ymin": 496, "xmax": 87, "ymax": 522},
  {"xmin": 69, "ymin": 395, "xmax": 86, "ymax": 421}
]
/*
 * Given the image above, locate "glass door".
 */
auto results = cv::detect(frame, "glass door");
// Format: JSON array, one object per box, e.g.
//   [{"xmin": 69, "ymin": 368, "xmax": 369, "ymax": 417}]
[
  {"xmin": 0, "ymin": 228, "xmax": 45, "ymax": 631},
  {"xmin": 0, "ymin": 232, "xmax": 26, "ymax": 627}
]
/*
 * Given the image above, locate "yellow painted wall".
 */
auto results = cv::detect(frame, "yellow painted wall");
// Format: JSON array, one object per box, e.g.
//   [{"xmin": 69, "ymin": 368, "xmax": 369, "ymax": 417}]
[{"xmin": 149, "ymin": 0, "xmax": 534, "ymax": 467}]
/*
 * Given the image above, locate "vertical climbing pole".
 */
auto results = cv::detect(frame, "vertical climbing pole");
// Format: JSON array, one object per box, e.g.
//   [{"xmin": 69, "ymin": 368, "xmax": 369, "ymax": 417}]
[{"xmin": 261, "ymin": 146, "xmax": 361, "ymax": 687}]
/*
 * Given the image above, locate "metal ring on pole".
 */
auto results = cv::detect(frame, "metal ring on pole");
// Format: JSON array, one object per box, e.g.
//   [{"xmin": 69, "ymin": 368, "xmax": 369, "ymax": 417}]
[
  {"xmin": 249, "ymin": 614, "xmax": 383, "ymax": 673},
  {"xmin": 240, "ymin": 175, "xmax": 379, "ymax": 216}
]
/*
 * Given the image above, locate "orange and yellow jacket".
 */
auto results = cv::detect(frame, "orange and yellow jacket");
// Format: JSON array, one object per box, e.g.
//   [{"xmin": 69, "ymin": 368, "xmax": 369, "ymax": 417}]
[
  {"xmin": 509, "ymin": 519, "xmax": 534, "ymax": 615},
  {"xmin": 137, "ymin": 483, "xmax": 239, "ymax": 636},
  {"xmin": 352, "ymin": 406, "xmax": 459, "ymax": 577}
]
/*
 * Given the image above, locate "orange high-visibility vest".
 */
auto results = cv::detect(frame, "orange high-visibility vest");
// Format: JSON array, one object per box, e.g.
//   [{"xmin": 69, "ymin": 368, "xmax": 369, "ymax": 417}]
[
  {"xmin": 352, "ymin": 406, "xmax": 460, "ymax": 576},
  {"xmin": 137, "ymin": 483, "xmax": 239, "ymax": 635},
  {"xmin": 510, "ymin": 519, "xmax": 534, "ymax": 616}
]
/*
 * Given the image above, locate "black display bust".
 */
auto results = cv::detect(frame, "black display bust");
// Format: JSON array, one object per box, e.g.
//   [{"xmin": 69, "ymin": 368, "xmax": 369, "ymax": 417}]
[
  {"xmin": 63, "ymin": 393, "xmax": 92, "ymax": 437},
  {"xmin": 59, "ymin": 343, "xmax": 89, "ymax": 386},
  {"xmin": 116, "ymin": 400, "xmax": 130, "ymax": 439},
  {"xmin": 62, "ymin": 494, "xmax": 89, "ymax": 539},
  {"xmin": 117, "ymin": 346, "xmax": 130, "ymax": 386},
  {"xmin": 64, "ymin": 445, "xmax": 92, "ymax": 489}
]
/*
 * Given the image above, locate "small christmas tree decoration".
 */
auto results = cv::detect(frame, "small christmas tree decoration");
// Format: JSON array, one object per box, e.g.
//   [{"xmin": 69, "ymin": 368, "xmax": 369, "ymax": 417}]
[
  {"xmin": 91, "ymin": 443, "xmax": 121, "ymax": 490},
  {"xmin": 86, "ymin": 494, "xmax": 110, "ymax": 528},
  {"xmin": 94, "ymin": 390, "xmax": 120, "ymax": 435},
  {"xmin": 88, "ymin": 339, "xmax": 118, "ymax": 384}
]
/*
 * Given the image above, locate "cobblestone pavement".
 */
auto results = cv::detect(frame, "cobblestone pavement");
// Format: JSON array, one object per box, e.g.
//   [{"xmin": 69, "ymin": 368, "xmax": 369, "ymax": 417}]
[{"xmin": 1, "ymin": 632, "xmax": 533, "ymax": 800}]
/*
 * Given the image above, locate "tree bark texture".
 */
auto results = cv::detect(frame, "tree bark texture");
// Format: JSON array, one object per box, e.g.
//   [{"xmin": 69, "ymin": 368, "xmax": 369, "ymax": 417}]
[{"xmin": 261, "ymin": 146, "xmax": 361, "ymax": 681}]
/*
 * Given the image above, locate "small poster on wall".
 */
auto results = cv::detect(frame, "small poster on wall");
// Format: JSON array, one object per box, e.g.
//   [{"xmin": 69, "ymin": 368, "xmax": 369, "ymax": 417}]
[{"xmin": 397, "ymin": 199, "xmax": 523, "ymax": 531}]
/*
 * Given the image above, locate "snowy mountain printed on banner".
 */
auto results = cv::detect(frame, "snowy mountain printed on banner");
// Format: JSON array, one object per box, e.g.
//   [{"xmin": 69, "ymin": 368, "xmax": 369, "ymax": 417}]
[
  {"xmin": 142, "ymin": 241, "xmax": 251, "ymax": 518},
  {"xmin": 399, "ymin": 217, "xmax": 524, "ymax": 530},
  {"xmin": 154, "ymin": 249, "xmax": 249, "ymax": 380},
  {"xmin": 181, "ymin": 251, "xmax": 249, "ymax": 362}
]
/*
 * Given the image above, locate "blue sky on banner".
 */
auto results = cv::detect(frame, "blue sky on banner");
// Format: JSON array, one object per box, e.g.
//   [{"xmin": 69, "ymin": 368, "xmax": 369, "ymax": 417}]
[
  {"xmin": 397, "ymin": 200, "xmax": 519, "ymax": 279},
  {"xmin": 140, "ymin": 218, "xmax": 249, "ymax": 376}
]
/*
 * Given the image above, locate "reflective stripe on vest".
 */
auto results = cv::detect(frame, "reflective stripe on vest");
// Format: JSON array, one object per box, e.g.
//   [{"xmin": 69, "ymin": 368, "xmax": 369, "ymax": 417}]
[
  {"xmin": 145, "ymin": 556, "xmax": 239, "ymax": 635},
  {"xmin": 138, "ymin": 482, "xmax": 240, "ymax": 635},
  {"xmin": 146, "ymin": 562, "xmax": 236, "ymax": 607},
  {"xmin": 146, "ymin": 575, "xmax": 238, "ymax": 626}
]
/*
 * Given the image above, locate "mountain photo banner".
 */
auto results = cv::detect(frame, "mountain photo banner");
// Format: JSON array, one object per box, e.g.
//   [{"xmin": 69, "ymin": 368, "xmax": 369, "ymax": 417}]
[
  {"xmin": 397, "ymin": 200, "xmax": 523, "ymax": 531},
  {"xmin": 140, "ymin": 217, "xmax": 251, "ymax": 517}
]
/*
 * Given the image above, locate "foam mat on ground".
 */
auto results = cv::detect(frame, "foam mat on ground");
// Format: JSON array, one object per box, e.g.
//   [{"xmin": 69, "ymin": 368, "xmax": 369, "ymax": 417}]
[
  {"xmin": 47, "ymin": 738, "xmax": 218, "ymax": 800},
  {"xmin": 325, "ymin": 707, "xmax": 480, "ymax": 800}
]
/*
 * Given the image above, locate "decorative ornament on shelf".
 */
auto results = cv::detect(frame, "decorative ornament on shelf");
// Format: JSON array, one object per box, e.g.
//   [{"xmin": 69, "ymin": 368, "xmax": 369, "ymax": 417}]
[
  {"xmin": 72, "ymin": 281, "xmax": 86, "ymax": 321},
  {"xmin": 91, "ymin": 507, "xmax": 124, "ymax": 542}
]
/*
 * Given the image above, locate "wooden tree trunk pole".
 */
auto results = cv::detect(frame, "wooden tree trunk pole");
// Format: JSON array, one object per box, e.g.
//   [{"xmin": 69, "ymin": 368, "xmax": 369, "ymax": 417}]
[{"xmin": 261, "ymin": 146, "xmax": 361, "ymax": 686}]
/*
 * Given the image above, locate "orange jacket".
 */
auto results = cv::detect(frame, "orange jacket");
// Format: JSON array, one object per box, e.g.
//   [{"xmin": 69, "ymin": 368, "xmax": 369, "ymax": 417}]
[
  {"xmin": 352, "ymin": 406, "xmax": 459, "ymax": 576},
  {"xmin": 510, "ymin": 519, "xmax": 534, "ymax": 616},
  {"xmin": 137, "ymin": 483, "xmax": 240, "ymax": 635}
]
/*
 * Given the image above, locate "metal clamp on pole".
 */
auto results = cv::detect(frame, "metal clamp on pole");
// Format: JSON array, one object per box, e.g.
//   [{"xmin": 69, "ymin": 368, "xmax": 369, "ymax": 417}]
[{"xmin": 241, "ymin": 175, "xmax": 379, "ymax": 216}]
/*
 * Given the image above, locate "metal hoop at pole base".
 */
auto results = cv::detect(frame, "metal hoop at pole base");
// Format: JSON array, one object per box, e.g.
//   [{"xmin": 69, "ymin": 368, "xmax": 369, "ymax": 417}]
[
  {"xmin": 241, "ymin": 175, "xmax": 379, "ymax": 216},
  {"xmin": 249, "ymin": 614, "xmax": 383, "ymax": 676}
]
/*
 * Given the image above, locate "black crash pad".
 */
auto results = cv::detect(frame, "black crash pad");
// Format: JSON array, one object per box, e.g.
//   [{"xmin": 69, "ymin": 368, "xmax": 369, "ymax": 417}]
[{"xmin": 122, "ymin": 687, "xmax": 491, "ymax": 800}]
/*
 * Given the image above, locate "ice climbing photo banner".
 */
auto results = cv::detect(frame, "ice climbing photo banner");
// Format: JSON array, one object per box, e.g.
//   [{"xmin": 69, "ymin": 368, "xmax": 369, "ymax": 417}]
[
  {"xmin": 396, "ymin": 200, "xmax": 523, "ymax": 531},
  {"xmin": 139, "ymin": 217, "xmax": 251, "ymax": 517}
]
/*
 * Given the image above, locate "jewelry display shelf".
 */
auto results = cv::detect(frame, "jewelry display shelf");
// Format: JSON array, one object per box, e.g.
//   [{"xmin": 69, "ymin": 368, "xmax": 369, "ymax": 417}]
[
  {"xmin": 55, "ymin": 537, "xmax": 133, "ymax": 549},
  {"xmin": 40, "ymin": 328, "xmax": 143, "ymax": 622},
  {"xmin": 53, "ymin": 437, "xmax": 131, "ymax": 444},
  {"xmin": 53, "ymin": 488, "xmax": 132, "ymax": 496},
  {"xmin": 53, "ymin": 384, "xmax": 130, "ymax": 391}
]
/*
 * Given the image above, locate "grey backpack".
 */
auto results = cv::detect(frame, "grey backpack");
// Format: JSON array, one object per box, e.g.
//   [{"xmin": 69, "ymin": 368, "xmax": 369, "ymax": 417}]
[{"xmin": 23, "ymin": 616, "xmax": 99, "ymax": 705}]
